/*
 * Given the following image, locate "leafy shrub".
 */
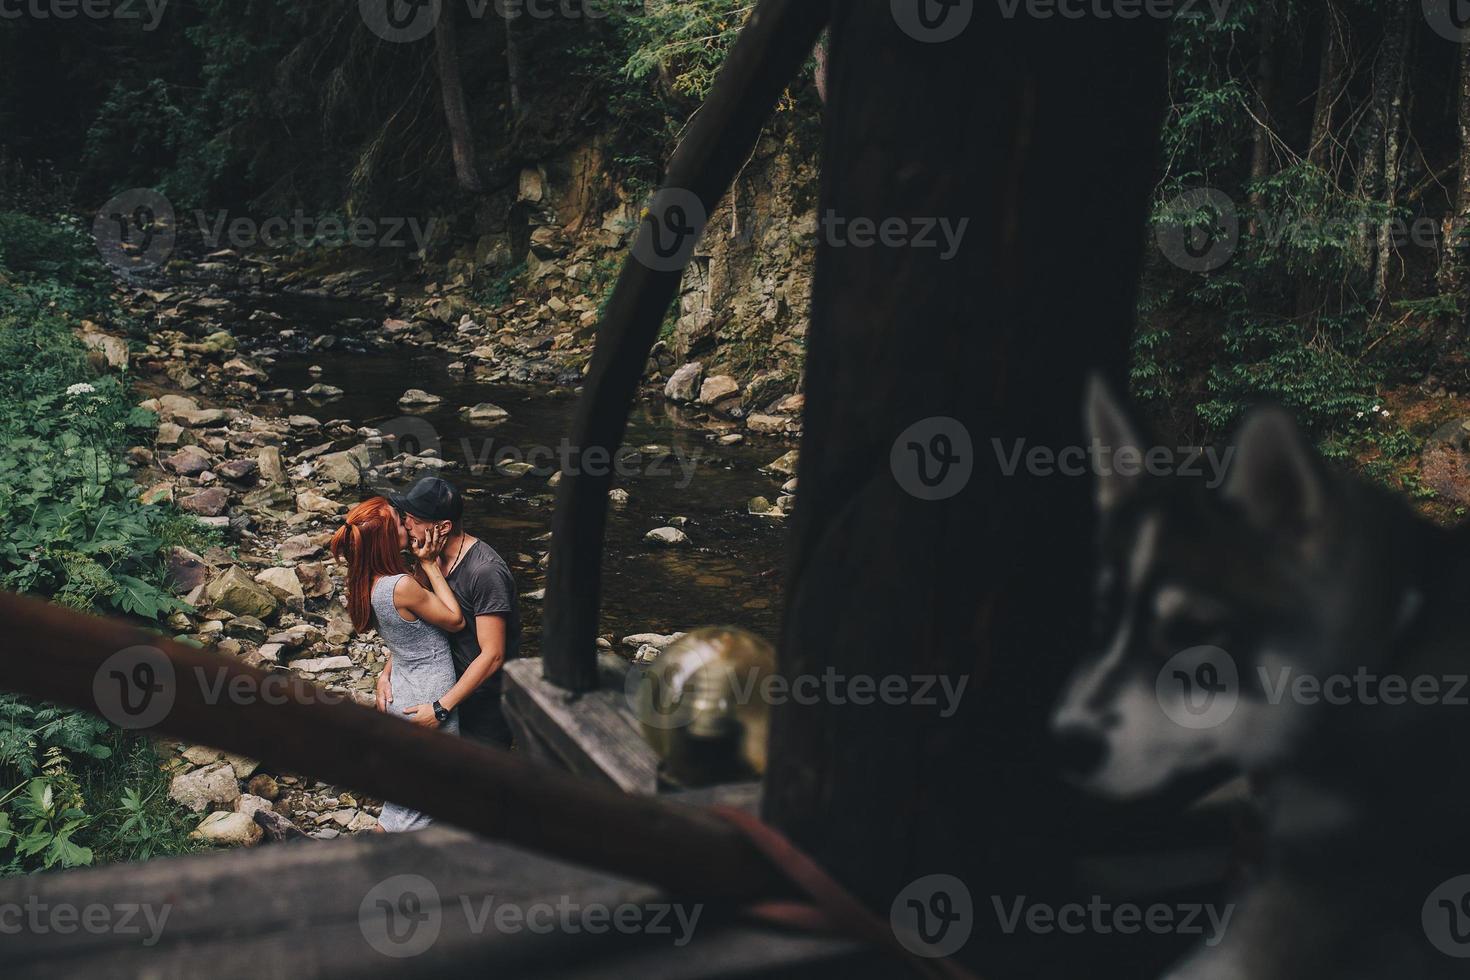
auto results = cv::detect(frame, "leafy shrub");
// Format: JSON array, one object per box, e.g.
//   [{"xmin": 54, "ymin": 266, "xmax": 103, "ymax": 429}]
[{"xmin": 0, "ymin": 210, "xmax": 199, "ymax": 875}]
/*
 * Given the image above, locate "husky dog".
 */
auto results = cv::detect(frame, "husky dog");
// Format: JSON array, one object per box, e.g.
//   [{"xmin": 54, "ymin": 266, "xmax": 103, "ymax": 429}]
[{"xmin": 1053, "ymin": 378, "xmax": 1470, "ymax": 979}]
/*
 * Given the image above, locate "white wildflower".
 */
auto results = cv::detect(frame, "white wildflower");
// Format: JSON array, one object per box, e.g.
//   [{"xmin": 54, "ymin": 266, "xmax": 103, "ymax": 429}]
[
  {"xmin": 65, "ymin": 383, "xmax": 96, "ymax": 397},
  {"xmin": 1381, "ymin": 411, "xmax": 1391, "ymax": 419},
  {"xmin": 1371, "ymin": 404, "xmax": 1381, "ymax": 413}
]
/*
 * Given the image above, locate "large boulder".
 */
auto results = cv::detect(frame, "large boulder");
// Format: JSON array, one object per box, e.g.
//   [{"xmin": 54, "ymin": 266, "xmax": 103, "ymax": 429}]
[
  {"xmin": 178, "ymin": 488, "xmax": 230, "ymax": 518},
  {"xmin": 664, "ymin": 362, "xmax": 703, "ymax": 403},
  {"xmin": 205, "ymin": 566, "xmax": 279, "ymax": 620},
  {"xmin": 256, "ymin": 446, "xmax": 285, "ymax": 485},
  {"xmin": 699, "ymin": 375, "xmax": 741, "ymax": 406},
  {"xmin": 462, "ymin": 403, "xmax": 510, "ymax": 424},
  {"xmin": 80, "ymin": 331, "xmax": 129, "ymax": 370},
  {"xmin": 163, "ymin": 445, "xmax": 212, "ymax": 476},
  {"xmin": 296, "ymin": 491, "xmax": 344, "ymax": 516},
  {"xmin": 167, "ymin": 547, "xmax": 212, "ymax": 594},
  {"xmin": 191, "ymin": 811, "xmax": 262, "ymax": 847},
  {"xmin": 254, "ymin": 567, "xmax": 305, "ymax": 607},
  {"xmin": 398, "ymin": 389, "xmax": 442, "ymax": 408},
  {"xmin": 314, "ymin": 446, "xmax": 370, "ymax": 486},
  {"xmin": 169, "ymin": 762, "xmax": 241, "ymax": 812},
  {"xmin": 644, "ymin": 527, "xmax": 690, "ymax": 548}
]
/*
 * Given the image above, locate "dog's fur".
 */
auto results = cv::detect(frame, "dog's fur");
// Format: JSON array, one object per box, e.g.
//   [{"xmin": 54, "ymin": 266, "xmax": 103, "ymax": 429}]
[{"xmin": 1053, "ymin": 378, "xmax": 1470, "ymax": 978}]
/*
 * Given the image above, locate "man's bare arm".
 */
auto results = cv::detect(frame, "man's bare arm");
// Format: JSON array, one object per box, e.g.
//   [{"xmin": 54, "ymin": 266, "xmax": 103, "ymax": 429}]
[{"xmin": 439, "ymin": 614, "xmax": 506, "ymax": 712}]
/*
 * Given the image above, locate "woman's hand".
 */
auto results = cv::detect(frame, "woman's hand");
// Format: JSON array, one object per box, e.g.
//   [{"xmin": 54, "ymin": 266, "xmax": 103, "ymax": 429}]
[
  {"xmin": 375, "ymin": 668, "xmax": 393, "ymax": 713},
  {"xmin": 410, "ymin": 524, "xmax": 448, "ymax": 564},
  {"xmin": 402, "ymin": 703, "xmax": 440, "ymax": 729}
]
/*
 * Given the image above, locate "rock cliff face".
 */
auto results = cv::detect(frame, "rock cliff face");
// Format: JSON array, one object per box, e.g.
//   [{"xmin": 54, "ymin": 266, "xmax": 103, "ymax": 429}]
[{"xmin": 442, "ymin": 124, "xmax": 818, "ymax": 391}]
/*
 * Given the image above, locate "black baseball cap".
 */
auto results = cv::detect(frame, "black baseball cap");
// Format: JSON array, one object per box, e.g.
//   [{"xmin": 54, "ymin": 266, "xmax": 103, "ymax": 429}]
[{"xmin": 388, "ymin": 476, "xmax": 464, "ymax": 523}]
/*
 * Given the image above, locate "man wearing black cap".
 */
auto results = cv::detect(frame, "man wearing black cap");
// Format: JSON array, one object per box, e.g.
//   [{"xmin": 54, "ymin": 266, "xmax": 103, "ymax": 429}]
[{"xmin": 380, "ymin": 476, "xmax": 519, "ymax": 748}]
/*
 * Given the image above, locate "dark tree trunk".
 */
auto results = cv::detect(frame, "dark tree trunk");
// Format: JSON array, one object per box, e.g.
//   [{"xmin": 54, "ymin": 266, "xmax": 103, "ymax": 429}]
[
  {"xmin": 1247, "ymin": 0, "xmax": 1278, "ymax": 233},
  {"xmin": 435, "ymin": 6, "xmax": 482, "ymax": 192},
  {"xmin": 1374, "ymin": 0, "xmax": 1413, "ymax": 299},
  {"xmin": 1306, "ymin": 2, "xmax": 1345, "ymax": 169},
  {"xmin": 813, "ymin": 31, "xmax": 828, "ymax": 105},
  {"xmin": 761, "ymin": 3, "xmax": 1175, "ymax": 975},
  {"xmin": 505, "ymin": 12, "xmax": 526, "ymax": 124},
  {"xmin": 1438, "ymin": 38, "xmax": 1470, "ymax": 306}
]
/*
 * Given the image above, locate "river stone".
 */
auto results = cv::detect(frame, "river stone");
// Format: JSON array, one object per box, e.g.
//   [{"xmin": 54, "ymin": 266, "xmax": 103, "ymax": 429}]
[
  {"xmin": 762, "ymin": 450, "xmax": 799, "ymax": 477},
  {"xmin": 179, "ymin": 487, "xmax": 231, "ymax": 517},
  {"xmin": 608, "ymin": 488, "xmax": 629, "ymax": 508},
  {"xmin": 295, "ymin": 561, "xmax": 332, "ymax": 598},
  {"xmin": 256, "ymin": 446, "xmax": 285, "ymax": 484},
  {"xmin": 80, "ymin": 330, "xmax": 129, "ymax": 369},
  {"xmin": 644, "ymin": 527, "xmax": 690, "ymax": 547},
  {"xmin": 170, "ymin": 762, "xmax": 240, "ymax": 812},
  {"xmin": 247, "ymin": 774, "xmax": 280, "ymax": 800},
  {"xmin": 157, "ymin": 394, "xmax": 201, "ymax": 419},
  {"xmin": 699, "ymin": 375, "xmax": 741, "ymax": 405},
  {"xmin": 254, "ymin": 567, "xmax": 305, "ymax": 605},
  {"xmin": 233, "ymin": 794, "xmax": 274, "ymax": 820},
  {"xmin": 664, "ymin": 362, "xmax": 703, "ymax": 403},
  {"xmin": 315, "ymin": 447, "xmax": 370, "ymax": 485},
  {"xmin": 164, "ymin": 445, "xmax": 212, "ymax": 476},
  {"xmin": 294, "ymin": 656, "xmax": 352, "ymax": 673},
  {"xmin": 205, "ymin": 566, "xmax": 280, "ymax": 620},
  {"xmin": 463, "ymin": 403, "xmax": 510, "ymax": 423},
  {"xmin": 296, "ymin": 490, "xmax": 344, "ymax": 515},
  {"xmin": 223, "ymin": 357, "xmax": 269, "ymax": 381},
  {"xmin": 191, "ymin": 811, "xmax": 262, "ymax": 847},
  {"xmin": 167, "ymin": 547, "xmax": 211, "ymax": 593},
  {"xmin": 772, "ymin": 393, "xmax": 805, "ymax": 415},
  {"xmin": 156, "ymin": 422, "xmax": 185, "ymax": 447},
  {"xmin": 746, "ymin": 413, "xmax": 792, "ymax": 435},
  {"xmin": 216, "ymin": 458, "xmax": 259, "ymax": 484},
  {"xmin": 748, "ymin": 496, "xmax": 780, "ymax": 517},
  {"xmin": 289, "ymin": 415, "xmax": 321, "ymax": 430},
  {"xmin": 140, "ymin": 482, "xmax": 174, "ymax": 505},
  {"xmin": 304, "ymin": 383, "xmax": 344, "ymax": 398},
  {"xmin": 177, "ymin": 408, "xmax": 230, "ymax": 428},
  {"xmin": 279, "ymin": 534, "xmax": 323, "ymax": 561},
  {"xmin": 621, "ymin": 632, "xmax": 686, "ymax": 651},
  {"xmin": 398, "ymin": 389, "xmax": 442, "ymax": 407}
]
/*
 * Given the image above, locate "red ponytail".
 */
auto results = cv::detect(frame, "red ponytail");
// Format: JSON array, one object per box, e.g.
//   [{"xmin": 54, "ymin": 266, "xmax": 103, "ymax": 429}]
[{"xmin": 329, "ymin": 498, "xmax": 408, "ymax": 633}]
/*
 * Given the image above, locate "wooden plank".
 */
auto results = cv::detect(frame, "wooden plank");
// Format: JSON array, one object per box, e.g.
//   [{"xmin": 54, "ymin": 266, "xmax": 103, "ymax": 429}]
[
  {"xmin": 0, "ymin": 790, "xmax": 875, "ymax": 979},
  {"xmin": 502, "ymin": 656, "xmax": 661, "ymax": 795}
]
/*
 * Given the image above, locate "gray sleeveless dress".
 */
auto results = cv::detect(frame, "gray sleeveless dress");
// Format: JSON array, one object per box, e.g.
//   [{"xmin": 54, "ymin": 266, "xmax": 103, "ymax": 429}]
[{"xmin": 371, "ymin": 573, "xmax": 460, "ymax": 833}]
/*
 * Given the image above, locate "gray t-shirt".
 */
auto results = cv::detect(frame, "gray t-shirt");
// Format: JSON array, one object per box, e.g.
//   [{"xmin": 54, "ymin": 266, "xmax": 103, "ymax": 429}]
[{"xmin": 444, "ymin": 539, "xmax": 520, "ymax": 700}]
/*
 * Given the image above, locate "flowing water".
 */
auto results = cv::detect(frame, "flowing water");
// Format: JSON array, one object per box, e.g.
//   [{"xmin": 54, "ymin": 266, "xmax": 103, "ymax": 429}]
[{"xmin": 229, "ymin": 293, "xmax": 791, "ymax": 654}]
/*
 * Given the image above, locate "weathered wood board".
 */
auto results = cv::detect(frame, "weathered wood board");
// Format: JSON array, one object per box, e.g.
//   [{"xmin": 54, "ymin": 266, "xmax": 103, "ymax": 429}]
[{"xmin": 0, "ymin": 786, "xmax": 882, "ymax": 979}]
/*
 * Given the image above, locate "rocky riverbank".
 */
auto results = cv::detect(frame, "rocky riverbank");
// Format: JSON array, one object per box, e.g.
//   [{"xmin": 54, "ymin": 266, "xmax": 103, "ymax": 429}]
[{"xmin": 82, "ymin": 243, "xmax": 802, "ymax": 849}]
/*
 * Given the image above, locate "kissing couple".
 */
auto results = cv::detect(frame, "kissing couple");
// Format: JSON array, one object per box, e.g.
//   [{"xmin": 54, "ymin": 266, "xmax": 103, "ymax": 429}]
[{"xmin": 328, "ymin": 476, "xmax": 521, "ymax": 833}]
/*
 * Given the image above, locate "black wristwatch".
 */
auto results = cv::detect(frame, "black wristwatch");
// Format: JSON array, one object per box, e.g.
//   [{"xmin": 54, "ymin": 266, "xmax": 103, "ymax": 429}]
[{"xmin": 432, "ymin": 700, "xmax": 450, "ymax": 723}]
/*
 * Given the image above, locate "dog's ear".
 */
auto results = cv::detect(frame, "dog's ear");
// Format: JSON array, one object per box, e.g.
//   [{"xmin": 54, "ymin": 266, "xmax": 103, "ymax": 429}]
[
  {"xmin": 1084, "ymin": 373, "xmax": 1144, "ymax": 514},
  {"xmin": 1223, "ymin": 407, "xmax": 1325, "ymax": 534}
]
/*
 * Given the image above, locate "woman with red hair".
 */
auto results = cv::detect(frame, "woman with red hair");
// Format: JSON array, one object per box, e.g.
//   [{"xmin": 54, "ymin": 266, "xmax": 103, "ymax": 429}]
[{"xmin": 329, "ymin": 497, "xmax": 465, "ymax": 832}]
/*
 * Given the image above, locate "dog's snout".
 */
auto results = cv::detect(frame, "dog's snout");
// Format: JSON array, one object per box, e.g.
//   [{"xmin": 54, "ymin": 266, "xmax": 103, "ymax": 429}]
[{"xmin": 1052, "ymin": 724, "xmax": 1107, "ymax": 782}]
